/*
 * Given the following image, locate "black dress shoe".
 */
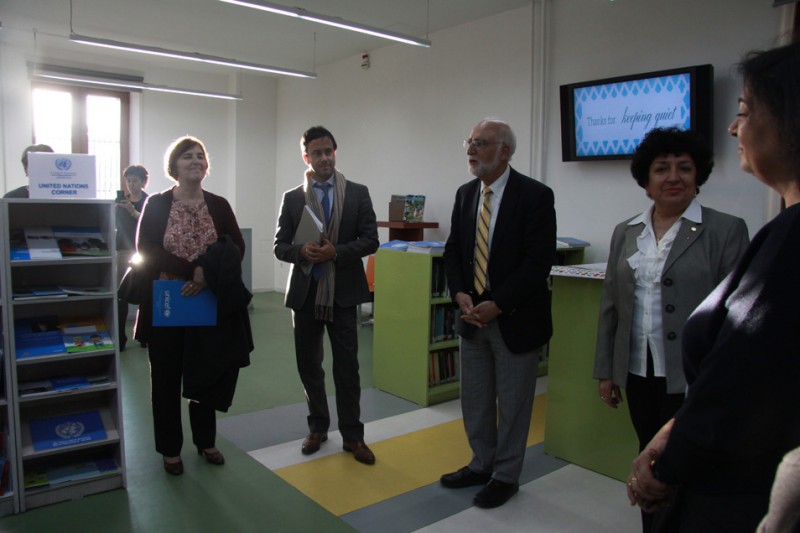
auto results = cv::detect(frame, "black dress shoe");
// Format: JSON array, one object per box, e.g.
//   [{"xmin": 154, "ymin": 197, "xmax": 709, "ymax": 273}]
[
  {"xmin": 302, "ymin": 432, "xmax": 328, "ymax": 455},
  {"xmin": 473, "ymin": 479, "xmax": 519, "ymax": 508},
  {"xmin": 343, "ymin": 440, "xmax": 376, "ymax": 465},
  {"xmin": 440, "ymin": 466, "xmax": 492, "ymax": 488}
]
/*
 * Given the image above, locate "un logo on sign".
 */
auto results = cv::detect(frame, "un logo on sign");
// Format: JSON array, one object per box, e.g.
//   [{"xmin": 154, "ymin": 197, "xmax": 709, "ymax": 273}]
[{"xmin": 55, "ymin": 158, "xmax": 72, "ymax": 171}]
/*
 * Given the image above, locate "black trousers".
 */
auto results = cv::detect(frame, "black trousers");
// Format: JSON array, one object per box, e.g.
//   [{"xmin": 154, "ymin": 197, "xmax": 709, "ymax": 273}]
[
  {"xmin": 148, "ymin": 326, "xmax": 216, "ymax": 457},
  {"xmin": 626, "ymin": 351, "xmax": 685, "ymax": 533},
  {"xmin": 292, "ymin": 283, "xmax": 363, "ymax": 442}
]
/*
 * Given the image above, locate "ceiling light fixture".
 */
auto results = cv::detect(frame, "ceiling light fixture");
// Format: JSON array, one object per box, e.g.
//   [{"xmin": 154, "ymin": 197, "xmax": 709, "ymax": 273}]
[
  {"xmin": 219, "ymin": 0, "xmax": 432, "ymax": 48},
  {"xmin": 69, "ymin": 32, "xmax": 317, "ymax": 79},
  {"xmin": 33, "ymin": 70, "xmax": 243, "ymax": 100}
]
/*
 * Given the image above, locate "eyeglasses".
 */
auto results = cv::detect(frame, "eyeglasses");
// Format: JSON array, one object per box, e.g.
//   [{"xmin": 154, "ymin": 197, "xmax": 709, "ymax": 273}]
[{"xmin": 463, "ymin": 139, "xmax": 499, "ymax": 149}]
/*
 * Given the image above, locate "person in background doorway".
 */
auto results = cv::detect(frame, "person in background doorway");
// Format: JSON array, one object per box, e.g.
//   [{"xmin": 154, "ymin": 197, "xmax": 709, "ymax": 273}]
[
  {"xmin": 274, "ymin": 126, "xmax": 379, "ymax": 465},
  {"xmin": 440, "ymin": 118, "xmax": 556, "ymax": 508},
  {"xmin": 4, "ymin": 144, "xmax": 54, "ymax": 198},
  {"xmin": 593, "ymin": 127, "xmax": 749, "ymax": 532},
  {"xmin": 116, "ymin": 164, "xmax": 149, "ymax": 351}
]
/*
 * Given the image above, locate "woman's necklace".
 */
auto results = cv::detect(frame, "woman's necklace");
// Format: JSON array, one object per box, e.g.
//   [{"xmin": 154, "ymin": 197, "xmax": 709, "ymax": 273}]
[{"xmin": 652, "ymin": 211, "xmax": 680, "ymax": 243}]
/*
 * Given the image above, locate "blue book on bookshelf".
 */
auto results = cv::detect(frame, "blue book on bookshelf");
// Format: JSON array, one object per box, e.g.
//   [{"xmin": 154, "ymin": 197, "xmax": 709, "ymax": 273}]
[
  {"xmin": 152, "ymin": 280, "xmax": 218, "ymax": 327},
  {"xmin": 14, "ymin": 316, "xmax": 66, "ymax": 359},
  {"xmin": 29, "ymin": 410, "xmax": 107, "ymax": 451}
]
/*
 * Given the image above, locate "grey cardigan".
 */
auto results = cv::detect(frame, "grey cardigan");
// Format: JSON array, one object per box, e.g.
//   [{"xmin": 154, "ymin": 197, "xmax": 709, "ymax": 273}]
[{"xmin": 593, "ymin": 205, "xmax": 749, "ymax": 393}]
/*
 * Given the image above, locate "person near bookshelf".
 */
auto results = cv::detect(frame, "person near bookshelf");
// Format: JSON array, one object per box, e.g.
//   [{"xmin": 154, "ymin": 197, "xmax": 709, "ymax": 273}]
[
  {"xmin": 274, "ymin": 126, "xmax": 379, "ymax": 465},
  {"xmin": 592, "ymin": 127, "xmax": 749, "ymax": 532},
  {"xmin": 3, "ymin": 143, "xmax": 54, "ymax": 198},
  {"xmin": 625, "ymin": 41, "xmax": 800, "ymax": 531},
  {"xmin": 115, "ymin": 164, "xmax": 150, "ymax": 351},
  {"xmin": 135, "ymin": 136, "xmax": 253, "ymax": 476},
  {"xmin": 440, "ymin": 118, "xmax": 556, "ymax": 508}
]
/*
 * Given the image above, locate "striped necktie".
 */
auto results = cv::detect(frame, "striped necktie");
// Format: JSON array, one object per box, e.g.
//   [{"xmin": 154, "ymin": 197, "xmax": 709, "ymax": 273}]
[{"xmin": 474, "ymin": 188, "xmax": 492, "ymax": 295}]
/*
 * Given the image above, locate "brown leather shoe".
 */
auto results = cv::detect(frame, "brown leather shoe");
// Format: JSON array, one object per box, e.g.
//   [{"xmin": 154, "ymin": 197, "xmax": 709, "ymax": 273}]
[
  {"xmin": 302, "ymin": 432, "xmax": 328, "ymax": 455},
  {"xmin": 343, "ymin": 440, "xmax": 376, "ymax": 465},
  {"xmin": 163, "ymin": 456, "xmax": 184, "ymax": 476}
]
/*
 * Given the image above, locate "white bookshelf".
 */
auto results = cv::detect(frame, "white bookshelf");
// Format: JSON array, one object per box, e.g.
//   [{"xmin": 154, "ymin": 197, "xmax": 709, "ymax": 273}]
[{"xmin": 2, "ymin": 199, "xmax": 126, "ymax": 512}]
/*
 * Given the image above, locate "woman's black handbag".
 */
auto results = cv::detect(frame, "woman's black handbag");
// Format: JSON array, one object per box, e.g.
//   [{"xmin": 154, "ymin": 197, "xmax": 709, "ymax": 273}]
[{"xmin": 118, "ymin": 260, "xmax": 148, "ymax": 305}]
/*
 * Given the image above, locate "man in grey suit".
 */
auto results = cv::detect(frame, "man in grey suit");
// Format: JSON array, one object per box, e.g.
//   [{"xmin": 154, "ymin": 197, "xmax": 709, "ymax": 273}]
[
  {"xmin": 274, "ymin": 126, "xmax": 379, "ymax": 465},
  {"xmin": 441, "ymin": 119, "xmax": 556, "ymax": 507}
]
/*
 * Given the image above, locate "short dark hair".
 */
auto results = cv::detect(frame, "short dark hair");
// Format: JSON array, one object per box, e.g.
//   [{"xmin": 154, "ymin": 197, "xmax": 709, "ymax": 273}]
[
  {"xmin": 630, "ymin": 127, "xmax": 714, "ymax": 191},
  {"xmin": 21, "ymin": 144, "xmax": 54, "ymax": 172},
  {"xmin": 164, "ymin": 136, "xmax": 209, "ymax": 182},
  {"xmin": 738, "ymin": 40, "xmax": 800, "ymax": 176},
  {"xmin": 300, "ymin": 126, "xmax": 337, "ymax": 153},
  {"xmin": 123, "ymin": 164, "xmax": 149, "ymax": 186}
]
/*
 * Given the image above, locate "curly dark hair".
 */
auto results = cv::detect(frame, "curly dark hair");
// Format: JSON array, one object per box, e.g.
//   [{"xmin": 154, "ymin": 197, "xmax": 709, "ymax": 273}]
[
  {"xmin": 738, "ymin": 40, "xmax": 800, "ymax": 177},
  {"xmin": 630, "ymin": 127, "xmax": 713, "ymax": 191}
]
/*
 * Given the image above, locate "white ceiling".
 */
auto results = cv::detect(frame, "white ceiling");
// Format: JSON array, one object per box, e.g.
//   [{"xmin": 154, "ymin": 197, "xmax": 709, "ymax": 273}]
[{"xmin": 3, "ymin": 0, "xmax": 532, "ymax": 77}]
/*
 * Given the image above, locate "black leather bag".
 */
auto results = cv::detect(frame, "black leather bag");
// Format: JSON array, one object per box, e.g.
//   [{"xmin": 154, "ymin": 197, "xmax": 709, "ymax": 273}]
[{"xmin": 118, "ymin": 260, "xmax": 148, "ymax": 305}]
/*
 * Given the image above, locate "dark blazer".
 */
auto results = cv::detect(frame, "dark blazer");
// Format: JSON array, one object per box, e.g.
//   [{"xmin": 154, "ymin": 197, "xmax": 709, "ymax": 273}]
[
  {"xmin": 593, "ymin": 206, "xmax": 749, "ymax": 393},
  {"xmin": 444, "ymin": 167, "xmax": 556, "ymax": 353},
  {"xmin": 274, "ymin": 179, "xmax": 379, "ymax": 309},
  {"xmin": 133, "ymin": 188, "xmax": 246, "ymax": 342}
]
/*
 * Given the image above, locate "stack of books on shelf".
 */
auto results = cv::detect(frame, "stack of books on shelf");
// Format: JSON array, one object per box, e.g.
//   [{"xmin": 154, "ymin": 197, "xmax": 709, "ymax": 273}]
[
  {"xmin": 429, "ymin": 348, "xmax": 459, "ymax": 387},
  {"xmin": 431, "ymin": 259, "xmax": 450, "ymax": 298},
  {"xmin": 378, "ymin": 240, "xmax": 409, "ymax": 251},
  {"xmin": 9, "ymin": 226, "xmax": 109, "ymax": 261},
  {"xmin": 430, "ymin": 304, "xmax": 457, "ymax": 343},
  {"xmin": 24, "ymin": 456, "xmax": 118, "ymax": 491},
  {"xmin": 407, "ymin": 241, "xmax": 445, "ymax": 254},
  {"xmin": 14, "ymin": 315, "xmax": 113, "ymax": 359},
  {"xmin": 18, "ymin": 375, "xmax": 111, "ymax": 398}
]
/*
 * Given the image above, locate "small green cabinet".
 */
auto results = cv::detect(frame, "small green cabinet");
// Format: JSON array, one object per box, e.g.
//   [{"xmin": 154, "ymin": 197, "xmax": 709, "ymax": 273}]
[{"xmin": 373, "ymin": 249, "xmax": 459, "ymax": 406}]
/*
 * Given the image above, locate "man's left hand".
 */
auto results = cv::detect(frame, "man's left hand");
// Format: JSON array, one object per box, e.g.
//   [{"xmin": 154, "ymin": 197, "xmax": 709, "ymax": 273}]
[{"xmin": 462, "ymin": 300, "xmax": 501, "ymax": 328}]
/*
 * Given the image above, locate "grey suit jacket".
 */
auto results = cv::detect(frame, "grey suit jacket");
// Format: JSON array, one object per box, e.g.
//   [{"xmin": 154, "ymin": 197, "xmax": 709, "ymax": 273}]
[
  {"xmin": 274, "ymin": 179, "xmax": 378, "ymax": 310},
  {"xmin": 593, "ymin": 205, "xmax": 749, "ymax": 393}
]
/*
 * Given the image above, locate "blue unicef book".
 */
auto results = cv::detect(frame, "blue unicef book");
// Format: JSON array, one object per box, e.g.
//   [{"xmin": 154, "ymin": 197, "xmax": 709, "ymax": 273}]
[
  {"xmin": 152, "ymin": 280, "xmax": 218, "ymax": 327},
  {"xmin": 29, "ymin": 410, "xmax": 107, "ymax": 451}
]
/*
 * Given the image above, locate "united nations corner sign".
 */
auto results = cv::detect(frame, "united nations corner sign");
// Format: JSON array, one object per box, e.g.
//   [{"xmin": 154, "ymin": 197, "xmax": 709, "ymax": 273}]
[{"xmin": 27, "ymin": 152, "xmax": 97, "ymax": 199}]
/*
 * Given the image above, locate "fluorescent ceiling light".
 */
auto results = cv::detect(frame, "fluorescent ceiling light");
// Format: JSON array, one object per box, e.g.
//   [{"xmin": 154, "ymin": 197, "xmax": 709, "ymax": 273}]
[
  {"xmin": 219, "ymin": 0, "xmax": 432, "ymax": 48},
  {"xmin": 69, "ymin": 32, "xmax": 317, "ymax": 79},
  {"xmin": 33, "ymin": 71, "xmax": 243, "ymax": 100}
]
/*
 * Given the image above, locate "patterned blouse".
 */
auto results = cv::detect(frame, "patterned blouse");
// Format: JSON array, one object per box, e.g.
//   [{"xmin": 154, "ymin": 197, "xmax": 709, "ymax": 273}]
[{"xmin": 159, "ymin": 199, "xmax": 217, "ymax": 280}]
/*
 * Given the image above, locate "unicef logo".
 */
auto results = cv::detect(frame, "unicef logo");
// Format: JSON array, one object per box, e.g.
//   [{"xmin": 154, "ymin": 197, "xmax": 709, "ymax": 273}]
[
  {"xmin": 164, "ymin": 309, "xmax": 171, "ymax": 318},
  {"xmin": 55, "ymin": 420, "xmax": 86, "ymax": 439},
  {"xmin": 55, "ymin": 158, "xmax": 72, "ymax": 171}
]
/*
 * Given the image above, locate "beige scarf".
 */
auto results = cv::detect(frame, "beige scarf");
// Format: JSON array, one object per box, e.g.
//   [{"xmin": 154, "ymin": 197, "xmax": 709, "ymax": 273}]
[{"xmin": 304, "ymin": 169, "xmax": 346, "ymax": 321}]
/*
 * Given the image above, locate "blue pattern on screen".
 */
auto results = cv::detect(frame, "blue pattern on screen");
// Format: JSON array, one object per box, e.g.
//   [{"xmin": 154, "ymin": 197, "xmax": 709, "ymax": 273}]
[{"xmin": 574, "ymin": 73, "xmax": 691, "ymax": 156}]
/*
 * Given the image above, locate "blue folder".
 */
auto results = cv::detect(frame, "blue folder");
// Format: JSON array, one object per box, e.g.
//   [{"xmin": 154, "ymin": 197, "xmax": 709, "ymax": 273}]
[
  {"xmin": 29, "ymin": 410, "xmax": 107, "ymax": 451},
  {"xmin": 152, "ymin": 280, "xmax": 218, "ymax": 327}
]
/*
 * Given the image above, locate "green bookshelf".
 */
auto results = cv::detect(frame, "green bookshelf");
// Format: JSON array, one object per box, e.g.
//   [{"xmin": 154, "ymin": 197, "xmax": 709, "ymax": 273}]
[{"xmin": 373, "ymin": 249, "xmax": 459, "ymax": 406}]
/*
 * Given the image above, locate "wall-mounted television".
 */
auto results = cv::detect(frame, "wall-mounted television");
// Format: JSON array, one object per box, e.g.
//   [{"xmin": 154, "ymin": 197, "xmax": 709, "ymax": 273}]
[{"xmin": 559, "ymin": 64, "xmax": 713, "ymax": 161}]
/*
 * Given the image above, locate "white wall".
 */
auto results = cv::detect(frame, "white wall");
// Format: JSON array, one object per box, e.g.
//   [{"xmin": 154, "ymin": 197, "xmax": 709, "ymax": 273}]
[
  {"xmin": 543, "ymin": 0, "xmax": 782, "ymax": 262},
  {"xmin": 1, "ymin": 0, "xmax": 788, "ymax": 293},
  {"xmin": 272, "ymin": 6, "xmax": 535, "ymax": 292}
]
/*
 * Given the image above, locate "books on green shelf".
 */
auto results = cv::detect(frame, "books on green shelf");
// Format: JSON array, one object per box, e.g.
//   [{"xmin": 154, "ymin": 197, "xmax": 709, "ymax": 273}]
[{"xmin": 407, "ymin": 241, "xmax": 445, "ymax": 254}]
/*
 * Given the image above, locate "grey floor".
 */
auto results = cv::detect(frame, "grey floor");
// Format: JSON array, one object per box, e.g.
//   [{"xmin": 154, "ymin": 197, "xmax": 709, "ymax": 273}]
[{"xmin": 2, "ymin": 293, "xmax": 640, "ymax": 532}]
